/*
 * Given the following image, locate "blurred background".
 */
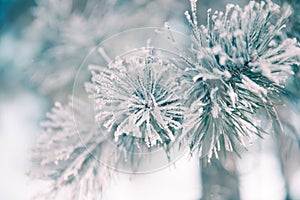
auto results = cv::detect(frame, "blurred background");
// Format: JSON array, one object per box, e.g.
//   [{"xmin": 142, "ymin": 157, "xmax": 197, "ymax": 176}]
[{"xmin": 1, "ymin": 0, "xmax": 300, "ymax": 199}]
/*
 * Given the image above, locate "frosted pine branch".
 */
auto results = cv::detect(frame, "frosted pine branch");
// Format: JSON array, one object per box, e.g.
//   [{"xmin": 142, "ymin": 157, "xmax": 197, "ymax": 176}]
[
  {"xmin": 86, "ymin": 48, "xmax": 184, "ymax": 148},
  {"xmin": 30, "ymin": 99, "xmax": 111, "ymax": 199},
  {"xmin": 31, "ymin": 98, "xmax": 148, "ymax": 199},
  {"xmin": 181, "ymin": 0, "xmax": 300, "ymax": 160},
  {"xmin": 30, "ymin": 0, "xmax": 300, "ymax": 198}
]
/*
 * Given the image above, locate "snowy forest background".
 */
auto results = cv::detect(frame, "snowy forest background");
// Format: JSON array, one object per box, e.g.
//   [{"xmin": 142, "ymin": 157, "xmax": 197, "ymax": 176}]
[{"xmin": 1, "ymin": 0, "xmax": 300, "ymax": 199}]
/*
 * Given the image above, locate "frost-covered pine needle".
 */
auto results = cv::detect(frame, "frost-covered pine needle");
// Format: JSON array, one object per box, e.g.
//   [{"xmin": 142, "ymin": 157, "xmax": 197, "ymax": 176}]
[
  {"xmin": 181, "ymin": 0, "xmax": 300, "ymax": 161},
  {"xmin": 86, "ymin": 48, "xmax": 184, "ymax": 147},
  {"xmin": 30, "ymin": 99, "xmax": 110, "ymax": 199},
  {"xmin": 30, "ymin": 98, "xmax": 148, "ymax": 199}
]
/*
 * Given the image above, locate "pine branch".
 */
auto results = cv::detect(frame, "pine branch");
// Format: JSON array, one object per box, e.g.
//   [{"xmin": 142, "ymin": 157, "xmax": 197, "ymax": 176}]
[
  {"xmin": 181, "ymin": 0, "xmax": 300, "ymax": 161},
  {"xmin": 85, "ymin": 47, "xmax": 184, "ymax": 148},
  {"xmin": 30, "ymin": 1, "xmax": 300, "ymax": 199},
  {"xmin": 30, "ymin": 98, "xmax": 149, "ymax": 199}
]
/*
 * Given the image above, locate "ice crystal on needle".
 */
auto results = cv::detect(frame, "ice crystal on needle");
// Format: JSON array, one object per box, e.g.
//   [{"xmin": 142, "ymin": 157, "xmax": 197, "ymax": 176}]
[
  {"xmin": 181, "ymin": 0, "xmax": 300, "ymax": 160},
  {"xmin": 86, "ymin": 48, "xmax": 184, "ymax": 147}
]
